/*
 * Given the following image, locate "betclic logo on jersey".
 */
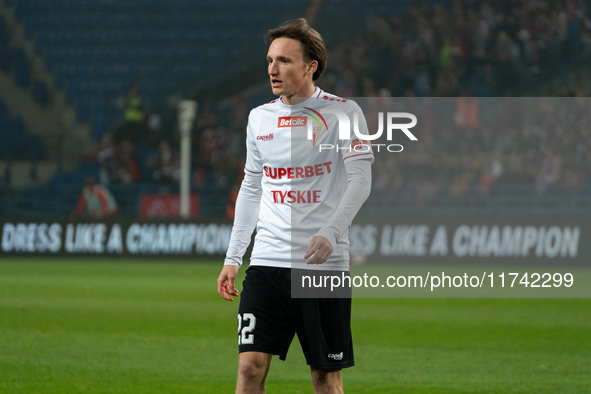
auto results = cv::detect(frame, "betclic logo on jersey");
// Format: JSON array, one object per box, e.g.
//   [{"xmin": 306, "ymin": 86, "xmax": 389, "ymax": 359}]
[
  {"xmin": 306, "ymin": 109, "xmax": 418, "ymax": 153},
  {"xmin": 278, "ymin": 116, "xmax": 307, "ymax": 128}
]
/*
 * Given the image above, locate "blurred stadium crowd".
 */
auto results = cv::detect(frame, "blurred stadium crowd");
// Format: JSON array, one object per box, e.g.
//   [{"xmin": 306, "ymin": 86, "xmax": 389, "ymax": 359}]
[
  {"xmin": 322, "ymin": 0, "xmax": 591, "ymax": 97},
  {"xmin": 369, "ymin": 96, "xmax": 591, "ymax": 203},
  {"xmin": 1, "ymin": 0, "xmax": 590, "ymax": 217}
]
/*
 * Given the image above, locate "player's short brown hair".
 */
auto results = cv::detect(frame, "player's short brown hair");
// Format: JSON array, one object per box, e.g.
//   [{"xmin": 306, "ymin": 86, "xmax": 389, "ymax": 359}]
[{"xmin": 266, "ymin": 18, "xmax": 327, "ymax": 81}]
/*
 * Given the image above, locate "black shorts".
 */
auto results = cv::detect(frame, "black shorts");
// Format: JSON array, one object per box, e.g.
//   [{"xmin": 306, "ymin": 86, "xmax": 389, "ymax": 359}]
[{"xmin": 237, "ymin": 265, "xmax": 354, "ymax": 370}]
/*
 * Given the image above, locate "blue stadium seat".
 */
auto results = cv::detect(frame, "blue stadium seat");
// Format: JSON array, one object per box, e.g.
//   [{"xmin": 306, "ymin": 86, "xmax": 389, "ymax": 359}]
[
  {"xmin": 0, "ymin": 15, "xmax": 8, "ymax": 44},
  {"xmin": 10, "ymin": 116, "xmax": 25, "ymax": 135},
  {"xmin": 0, "ymin": 43, "xmax": 11, "ymax": 70},
  {"xmin": 24, "ymin": 133, "xmax": 45, "ymax": 160},
  {"xmin": 33, "ymin": 80, "xmax": 51, "ymax": 104},
  {"xmin": 77, "ymin": 161, "xmax": 101, "ymax": 180},
  {"xmin": 49, "ymin": 169, "xmax": 86, "ymax": 186},
  {"xmin": 91, "ymin": 117, "xmax": 107, "ymax": 141},
  {"xmin": 0, "ymin": 98, "xmax": 6, "ymax": 118},
  {"xmin": 64, "ymin": 84, "xmax": 79, "ymax": 105},
  {"xmin": 76, "ymin": 104, "xmax": 90, "ymax": 123},
  {"xmin": 14, "ymin": 0, "xmax": 28, "ymax": 20},
  {"xmin": 7, "ymin": 132, "xmax": 27, "ymax": 159},
  {"xmin": 12, "ymin": 48, "xmax": 30, "ymax": 87}
]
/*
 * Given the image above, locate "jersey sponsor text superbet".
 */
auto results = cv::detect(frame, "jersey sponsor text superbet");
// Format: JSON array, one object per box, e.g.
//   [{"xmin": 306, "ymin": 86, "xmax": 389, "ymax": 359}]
[{"xmin": 263, "ymin": 162, "xmax": 332, "ymax": 180}]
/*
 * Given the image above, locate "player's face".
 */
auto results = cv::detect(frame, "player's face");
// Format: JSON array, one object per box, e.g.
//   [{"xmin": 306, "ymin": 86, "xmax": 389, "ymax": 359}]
[{"xmin": 267, "ymin": 37, "xmax": 316, "ymax": 101}]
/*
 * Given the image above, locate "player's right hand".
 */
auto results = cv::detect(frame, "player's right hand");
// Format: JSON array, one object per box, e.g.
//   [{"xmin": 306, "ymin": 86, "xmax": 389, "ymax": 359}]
[{"xmin": 217, "ymin": 265, "xmax": 240, "ymax": 301}]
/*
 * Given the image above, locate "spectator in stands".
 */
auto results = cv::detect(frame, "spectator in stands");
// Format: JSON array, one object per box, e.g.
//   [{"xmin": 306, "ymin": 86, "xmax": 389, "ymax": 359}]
[
  {"xmin": 475, "ymin": 163, "xmax": 498, "ymax": 195},
  {"xmin": 72, "ymin": 177, "xmax": 118, "ymax": 219},
  {"xmin": 229, "ymin": 95, "xmax": 249, "ymax": 131},
  {"xmin": 120, "ymin": 85, "xmax": 145, "ymax": 143},
  {"xmin": 323, "ymin": 0, "xmax": 590, "ymax": 98},
  {"xmin": 96, "ymin": 131, "xmax": 116, "ymax": 184},
  {"xmin": 150, "ymin": 139, "xmax": 180, "ymax": 183},
  {"xmin": 195, "ymin": 101, "xmax": 220, "ymax": 130},
  {"xmin": 112, "ymin": 138, "xmax": 141, "ymax": 184},
  {"xmin": 192, "ymin": 167, "xmax": 207, "ymax": 188}
]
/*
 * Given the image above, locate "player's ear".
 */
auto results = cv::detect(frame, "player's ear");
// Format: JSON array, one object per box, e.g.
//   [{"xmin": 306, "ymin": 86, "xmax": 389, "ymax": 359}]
[{"xmin": 306, "ymin": 60, "xmax": 318, "ymax": 77}]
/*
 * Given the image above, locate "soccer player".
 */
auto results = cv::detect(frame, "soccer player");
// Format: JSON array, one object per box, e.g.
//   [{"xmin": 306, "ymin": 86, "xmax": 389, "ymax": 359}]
[{"xmin": 217, "ymin": 18, "xmax": 373, "ymax": 394}]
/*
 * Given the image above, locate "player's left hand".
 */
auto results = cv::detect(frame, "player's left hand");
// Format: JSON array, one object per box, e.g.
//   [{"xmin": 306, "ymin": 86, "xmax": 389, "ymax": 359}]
[{"xmin": 305, "ymin": 236, "xmax": 333, "ymax": 265}]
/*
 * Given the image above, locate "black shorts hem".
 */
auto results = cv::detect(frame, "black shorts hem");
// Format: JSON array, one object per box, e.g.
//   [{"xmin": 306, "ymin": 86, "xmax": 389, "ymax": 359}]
[
  {"xmin": 238, "ymin": 346, "xmax": 288, "ymax": 361},
  {"xmin": 308, "ymin": 361, "xmax": 355, "ymax": 370}
]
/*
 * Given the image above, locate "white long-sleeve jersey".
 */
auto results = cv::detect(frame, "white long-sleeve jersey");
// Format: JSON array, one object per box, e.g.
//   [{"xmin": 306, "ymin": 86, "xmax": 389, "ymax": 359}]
[{"xmin": 224, "ymin": 88, "xmax": 374, "ymax": 271}]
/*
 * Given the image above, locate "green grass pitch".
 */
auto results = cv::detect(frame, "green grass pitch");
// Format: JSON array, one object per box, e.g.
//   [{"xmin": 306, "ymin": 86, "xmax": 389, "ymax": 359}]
[{"xmin": 1, "ymin": 258, "xmax": 590, "ymax": 393}]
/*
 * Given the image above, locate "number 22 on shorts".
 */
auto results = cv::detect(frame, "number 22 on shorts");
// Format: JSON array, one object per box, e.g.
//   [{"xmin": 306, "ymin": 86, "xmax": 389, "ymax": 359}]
[{"xmin": 238, "ymin": 313, "xmax": 256, "ymax": 345}]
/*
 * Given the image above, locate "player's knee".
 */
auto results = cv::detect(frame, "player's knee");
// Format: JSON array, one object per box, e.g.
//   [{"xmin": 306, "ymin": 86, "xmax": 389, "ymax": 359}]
[
  {"xmin": 311, "ymin": 367, "xmax": 342, "ymax": 390},
  {"xmin": 238, "ymin": 358, "xmax": 266, "ymax": 381},
  {"xmin": 312, "ymin": 368, "xmax": 328, "ymax": 384},
  {"xmin": 238, "ymin": 363, "xmax": 257, "ymax": 381}
]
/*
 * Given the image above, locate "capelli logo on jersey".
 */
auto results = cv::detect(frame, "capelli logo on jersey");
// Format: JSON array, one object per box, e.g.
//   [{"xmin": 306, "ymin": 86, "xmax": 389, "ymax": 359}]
[
  {"xmin": 256, "ymin": 133, "xmax": 274, "ymax": 141},
  {"xmin": 278, "ymin": 116, "xmax": 307, "ymax": 128}
]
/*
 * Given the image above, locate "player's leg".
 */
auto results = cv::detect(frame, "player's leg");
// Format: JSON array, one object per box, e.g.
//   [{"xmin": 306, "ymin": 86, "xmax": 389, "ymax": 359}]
[
  {"xmin": 295, "ymin": 295, "xmax": 354, "ymax": 393},
  {"xmin": 236, "ymin": 351, "xmax": 272, "ymax": 394},
  {"xmin": 237, "ymin": 266, "xmax": 295, "ymax": 393},
  {"xmin": 310, "ymin": 367, "xmax": 343, "ymax": 394}
]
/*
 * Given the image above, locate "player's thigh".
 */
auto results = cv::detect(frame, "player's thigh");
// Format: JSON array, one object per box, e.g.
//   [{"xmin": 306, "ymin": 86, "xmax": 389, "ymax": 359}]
[{"xmin": 296, "ymin": 297, "xmax": 354, "ymax": 369}]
